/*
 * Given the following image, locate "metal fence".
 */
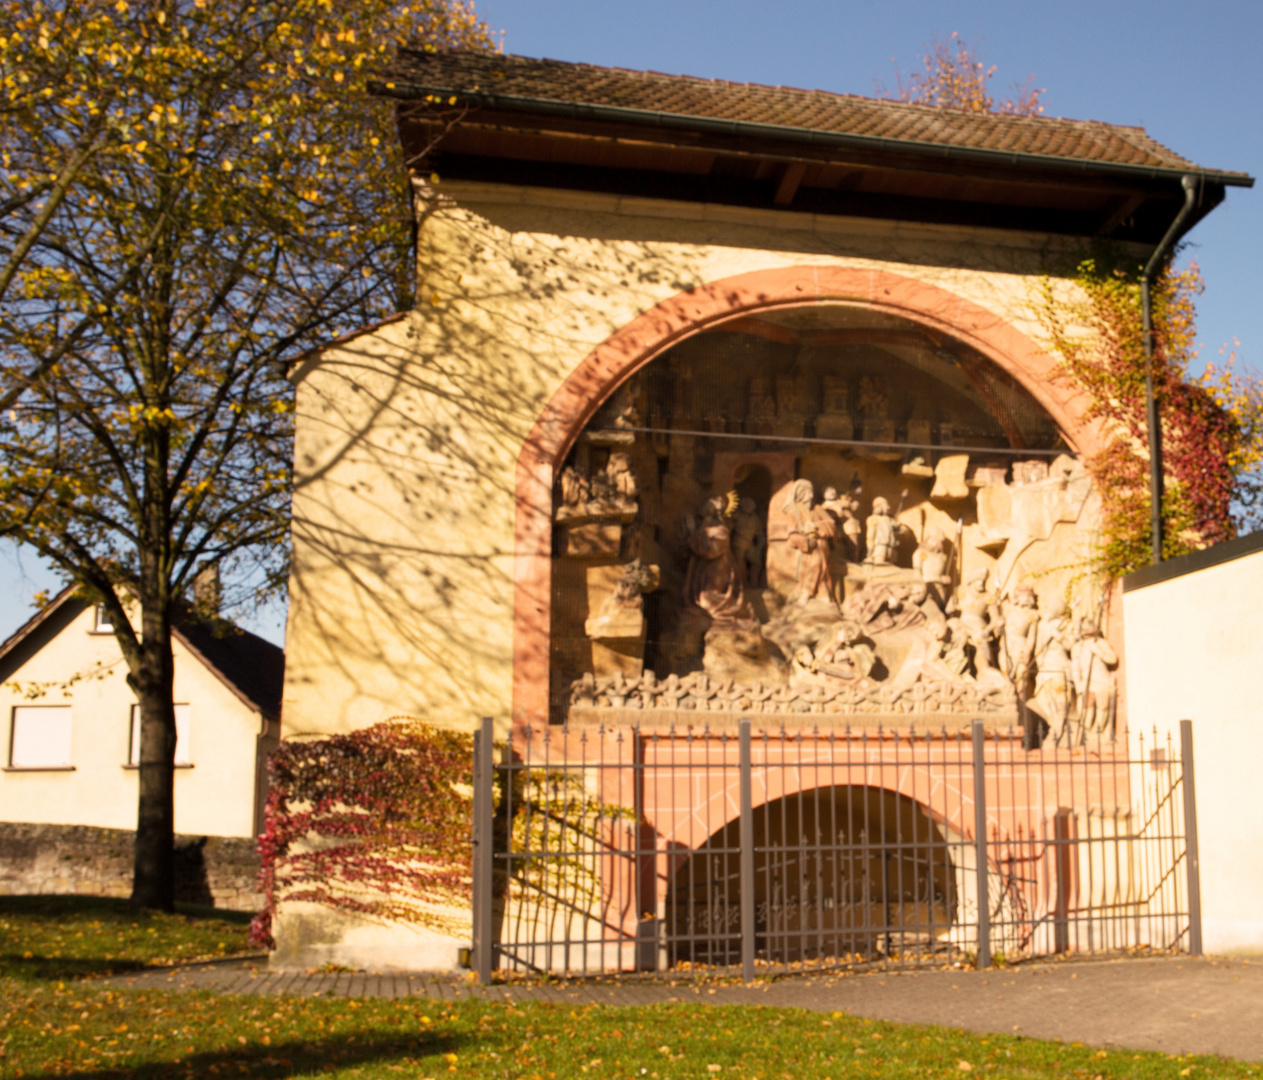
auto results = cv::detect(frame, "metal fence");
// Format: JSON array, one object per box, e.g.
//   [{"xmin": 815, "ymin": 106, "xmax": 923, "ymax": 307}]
[{"xmin": 471, "ymin": 719, "xmax": 1199, "ymax": 982}]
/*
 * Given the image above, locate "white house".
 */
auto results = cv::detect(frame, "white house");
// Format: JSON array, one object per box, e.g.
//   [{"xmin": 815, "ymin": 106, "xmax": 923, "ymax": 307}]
[{"xmin": 0, "ymin": 588, "xmax": 283, "ymax": 839}]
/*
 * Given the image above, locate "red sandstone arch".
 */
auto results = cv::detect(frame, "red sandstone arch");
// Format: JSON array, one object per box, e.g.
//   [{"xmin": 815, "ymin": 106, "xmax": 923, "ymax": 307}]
[{"xmin": 513, "ymin": 265, "xmax": 1108, "ymax": 725}]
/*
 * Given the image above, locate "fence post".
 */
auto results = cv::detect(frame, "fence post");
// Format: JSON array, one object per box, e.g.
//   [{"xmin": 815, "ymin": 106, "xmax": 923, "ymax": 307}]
[
  {"xmin": 739, "ymin": 718, "xmax": 755, "ymax": 983},
  {"xmin": 1052, "ymin": 809, "xmax": 1074, "ymax": 954},
  {"xmin": 1180, "ymin": 720, "xmax": 1203, "ymax": 957},
  {"xmin": 972, "ymin": 719, "xmax": 991, "ymax": 970},
  {"xmin": 473, "ymin": 716, "xmax": 495, "ymax": 984},
  {"xmin": 632, "ymin": 729, "xmax": 658, "ymax": 972}
]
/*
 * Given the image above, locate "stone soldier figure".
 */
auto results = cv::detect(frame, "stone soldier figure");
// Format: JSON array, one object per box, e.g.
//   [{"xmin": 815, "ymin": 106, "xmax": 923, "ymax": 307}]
[{"xmin": 865, "ymin": 496, "xmax": 904, "ymax": 565}]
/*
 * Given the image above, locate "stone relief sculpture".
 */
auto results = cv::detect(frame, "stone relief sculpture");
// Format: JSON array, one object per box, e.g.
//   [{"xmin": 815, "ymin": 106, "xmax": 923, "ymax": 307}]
[
  {"xmin": 559, "ymin": 407, "xmax": 1115, "ymax": 738},
  {"xmin": 556, "ymin": 454, "xmax": 639, "ymax": 522}
]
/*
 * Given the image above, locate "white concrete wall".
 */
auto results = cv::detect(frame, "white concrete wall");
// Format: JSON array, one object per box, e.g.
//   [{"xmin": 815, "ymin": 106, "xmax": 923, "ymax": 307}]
[
  {"xmin": 1124, "ymin": 543, "xmax": 1263, "ymax": 956},
  {"xmin": 0, "ymin": 603, "xmax": 270, "ymax": 838}
]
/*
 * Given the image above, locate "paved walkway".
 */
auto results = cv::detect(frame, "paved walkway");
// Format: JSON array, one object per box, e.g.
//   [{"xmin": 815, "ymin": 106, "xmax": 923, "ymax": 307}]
[{"xmin": 97, "ymin": 954, "xmax": 1263, "ymax": 1062}]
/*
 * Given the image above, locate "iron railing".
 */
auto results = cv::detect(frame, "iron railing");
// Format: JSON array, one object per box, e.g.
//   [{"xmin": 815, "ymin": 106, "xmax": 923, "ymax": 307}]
[{"xmin": 471, "ymin": 718, "xmax": 1199, "ymax": 982}]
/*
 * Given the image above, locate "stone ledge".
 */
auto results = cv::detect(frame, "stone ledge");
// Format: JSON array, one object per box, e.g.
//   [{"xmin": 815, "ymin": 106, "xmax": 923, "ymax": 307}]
[{"xmin": 564, "ymin": 707, "xmax": 1019, "ymax": 732}]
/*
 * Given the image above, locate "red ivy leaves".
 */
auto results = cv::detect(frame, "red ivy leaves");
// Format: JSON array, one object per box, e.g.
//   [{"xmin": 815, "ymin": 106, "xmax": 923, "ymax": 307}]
[
  {"xmin": 1039, "ymin": 257, "xmax": 1240, "ymax": 580},
  {"xmin": 250, "ymin": 719, "xmax": 474, "ymax": 949}
]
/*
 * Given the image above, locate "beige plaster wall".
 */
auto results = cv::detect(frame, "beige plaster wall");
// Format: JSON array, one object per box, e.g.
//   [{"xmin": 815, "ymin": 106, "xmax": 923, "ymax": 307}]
[
  {"xmin": 1123, "ymin": 548, "xmax": 1263, "ymax": 956},
  {"xmin": 283, "ymin": 182, "xmax": 1108, "ymax": 740},
  {"xmin": 0, "ymin": 604, "xmax": 271, "ymax": 839}
]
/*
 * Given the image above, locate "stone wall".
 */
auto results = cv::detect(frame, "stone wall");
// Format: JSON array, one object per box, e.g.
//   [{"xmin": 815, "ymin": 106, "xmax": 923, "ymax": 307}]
[{"xmin": 0, "ymin": 822, "xmax": 262, "ymax": 911}]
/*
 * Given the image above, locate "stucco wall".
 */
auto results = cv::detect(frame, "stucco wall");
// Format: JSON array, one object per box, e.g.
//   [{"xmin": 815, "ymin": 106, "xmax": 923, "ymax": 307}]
[
  {"xmin": 0, "ymin": 604, "xmax": 271, "ymax": 839},
  {"xmin": 282, "ymin": 182, "xmax": 1114, "ymax": 740},
  {"xmin": 1123, "ymin": 542, "xmax": 1263, "ymax": 956}
]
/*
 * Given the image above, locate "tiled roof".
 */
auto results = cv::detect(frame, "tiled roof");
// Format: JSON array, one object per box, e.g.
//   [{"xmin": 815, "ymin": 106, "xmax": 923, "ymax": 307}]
[
  {"xmin": 388, "ymin": 50, "xmax": 1249, "ymax": 182},
  {"xmin": 174, "ymin": 617, "xmax": 285, "ymax": 721}
]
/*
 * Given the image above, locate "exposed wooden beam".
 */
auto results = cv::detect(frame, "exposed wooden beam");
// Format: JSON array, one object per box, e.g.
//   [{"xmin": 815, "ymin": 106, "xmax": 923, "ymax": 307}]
[
  {"xmin": 774, "ymin": 162, "xmax": 807, "ymax": 206},
  {"xmin": 1095, "ymin": 191, "xmax": 1146, "ymax": 236}
]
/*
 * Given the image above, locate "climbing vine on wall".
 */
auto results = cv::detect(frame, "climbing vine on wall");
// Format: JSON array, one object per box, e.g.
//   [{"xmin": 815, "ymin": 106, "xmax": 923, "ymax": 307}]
[
  {"xmin": 250, "ymin": 719, "xmax": 474, "ymax": 950},
  {"xmin": 1037, "ymin": 255, "xmax": 1263, "ymax": 582},
  {"xmin": 509, "ymin": 770, "xmax": 637, "ymax": 907}
]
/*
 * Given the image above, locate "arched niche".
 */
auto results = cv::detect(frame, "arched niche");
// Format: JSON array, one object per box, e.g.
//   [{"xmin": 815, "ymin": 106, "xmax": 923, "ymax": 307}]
[{"xmin": 514, "ymin": 267, "xmax": 1108, "ymax": 732}]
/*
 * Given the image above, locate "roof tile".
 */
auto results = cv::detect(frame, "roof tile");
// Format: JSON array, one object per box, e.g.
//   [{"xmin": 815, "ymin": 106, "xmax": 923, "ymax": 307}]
[{"xmin": 389, "ymin": 51, "xmax": 1245, "ymax": 180}]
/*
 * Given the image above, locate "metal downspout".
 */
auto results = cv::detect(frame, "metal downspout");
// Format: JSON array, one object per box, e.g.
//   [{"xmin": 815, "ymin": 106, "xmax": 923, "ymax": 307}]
[{"xmin": 1141, "ymin": 174, "xmax": 1200, "ymax": 564}]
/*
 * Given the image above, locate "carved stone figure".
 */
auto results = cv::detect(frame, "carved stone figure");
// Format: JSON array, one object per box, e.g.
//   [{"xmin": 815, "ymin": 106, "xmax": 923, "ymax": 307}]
[
  {"xmin": 559, "ymin": 465, "xmax": 590, "ymax": 512},
  {"xmin": 570, "ymin": 672, "xmax": 596, "ymax": 707},
  {"xmin": 585, "ymin": 559, "xmax": 660, "ymax": 640},
  {"xmin": 730, "ymin": 496, "xmax": 766, "ymax": 587},
  {"xmin": 1029, "ymin": 599, "xmax": 1075, "ymax": 747},
  {"xmin": 606, "ymin": 452, "xmax": 638, "ymax": 506},
  {"xmin": 790, "ymin": 645, "xmax": 818, "ymax": 688},
  {"xmin": 1071, "ymin": 618, "xmax": 1118, "ymax": 742},
  {"xmin": 913, "ymin": 527, "xmax": 953, "ymax": 588},
  {"xmin": 934, "ymin": 619, "xmax": 974, "ymax": 682},
  {"xmin": 557, "ymin": 453, "xmax": 639, "ymax": 523},
  {"xmin": 817, "ymin": 621, "xmax": 876, "ymax": 681},
  {"xmin": 959, "ymin": 568, "xmax": 1003, "ymax": 678},
  {"xmin": 999, "ymin": 584, "xmax": 1041, "ymax": 696},
  {"xmin": 822, "ymin": 484, "xmax": 863, "ymax": 562},
  {"xmin": 683, "ymin": 494, "xmax": 755, "ymax": 627},
  {"xmin": 864, "ymin": 496, "xmax": 904, "ymax": 565},
  {"xmin": 766, "ymin": 479, "xmax": 836, "ymax": 604},
  {"xmin": 902, "ymin": 581, "xmax": 947, "ymax": 632}
]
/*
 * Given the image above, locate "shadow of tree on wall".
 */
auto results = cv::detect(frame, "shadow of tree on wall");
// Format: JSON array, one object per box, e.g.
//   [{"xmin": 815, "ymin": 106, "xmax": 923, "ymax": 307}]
[{"xmin": 283, "ymin": 192, "xmax": 718, "ymax": 733}]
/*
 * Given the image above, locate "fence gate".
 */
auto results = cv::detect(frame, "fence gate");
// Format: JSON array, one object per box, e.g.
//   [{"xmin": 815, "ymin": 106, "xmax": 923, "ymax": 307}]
[{"xmin": 471, "ymin": 718, "xmax": 1200, "ymax": 982}]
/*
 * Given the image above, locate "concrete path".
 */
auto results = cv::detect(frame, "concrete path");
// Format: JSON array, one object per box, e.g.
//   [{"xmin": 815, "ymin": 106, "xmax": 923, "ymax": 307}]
[{"xmin": 96, "ymin": 954, "xmax": 1263, "ymax": 1062}]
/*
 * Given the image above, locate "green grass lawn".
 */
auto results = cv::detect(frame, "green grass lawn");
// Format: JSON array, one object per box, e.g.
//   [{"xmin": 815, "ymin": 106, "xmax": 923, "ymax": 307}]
[
  {"xmin": 0, "ymin": 896, "xmax": 1258, "ymax": 1080},
  {"xmin": 0, "ymin": 895, "xmax": 254, "ymax": 983}
]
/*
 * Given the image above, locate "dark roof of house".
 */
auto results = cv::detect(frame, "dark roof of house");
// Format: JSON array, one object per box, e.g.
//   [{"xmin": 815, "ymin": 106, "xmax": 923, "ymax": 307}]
[
  {"xmin": 0, "ymin": 588, "xmax": 285, "ymax": 721},
  {"xmin": 172, "ymin": 615, "xmax": 285, "ymax": 721},
  {"xmin": 385, "ymin": 50, "xmax": 1251, "ymax": 185}
]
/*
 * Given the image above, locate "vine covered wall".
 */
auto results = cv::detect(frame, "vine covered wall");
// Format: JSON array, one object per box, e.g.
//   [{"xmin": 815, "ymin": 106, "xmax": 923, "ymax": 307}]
[
  {"xmin": 1038, "ymin": 255, "xmax": 1263, "ymax": 581},
  {"xmin": 250, "ymin": 719, "xmax": 474, "ymax": 949}
]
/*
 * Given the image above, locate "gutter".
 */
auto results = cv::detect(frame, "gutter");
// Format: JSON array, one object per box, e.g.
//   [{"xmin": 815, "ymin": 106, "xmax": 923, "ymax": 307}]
[
  {"xmin": 1141, "ymin": 173, "xmax": 1201, "ymax": 564},
  {"xmin": 379, "ymin": 82, "xmax": 1256, "ymax": 189}
]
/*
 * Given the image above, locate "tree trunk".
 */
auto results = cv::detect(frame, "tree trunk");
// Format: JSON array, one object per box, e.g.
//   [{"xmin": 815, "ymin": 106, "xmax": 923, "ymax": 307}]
[{"xmin": 129, "ymin": 614, "xmax": 177, "ymax": 911}]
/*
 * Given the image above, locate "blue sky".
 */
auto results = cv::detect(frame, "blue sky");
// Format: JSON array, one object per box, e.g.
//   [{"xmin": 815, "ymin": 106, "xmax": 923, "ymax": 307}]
[{"xmin": 3, "ymin": 0, "xmax": 1259, "ymax": 645}]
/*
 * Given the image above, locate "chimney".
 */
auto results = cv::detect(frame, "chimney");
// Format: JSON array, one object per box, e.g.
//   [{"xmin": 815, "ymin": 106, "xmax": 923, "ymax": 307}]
[{"xmin": 193, "ymin": 563, "xmax": 221, "ymax": 617}]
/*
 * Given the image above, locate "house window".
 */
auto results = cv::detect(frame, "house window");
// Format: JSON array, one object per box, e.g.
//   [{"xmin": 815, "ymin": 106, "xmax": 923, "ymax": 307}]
[
  {"xmin": 9, "ymin": 706, "xmax": 73, "ymax": 769},
  {"xmin": 128, "ymin": 704, "xmax": 191, "ymax": 766},
  {"xmin": 92, "ymin": 605, "xmax": 114, "ymax": 633}
]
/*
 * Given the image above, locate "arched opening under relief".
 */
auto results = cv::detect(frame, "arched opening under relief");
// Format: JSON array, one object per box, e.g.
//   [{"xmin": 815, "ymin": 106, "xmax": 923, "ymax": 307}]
[
  {"xmin": 664, "ymin": 784, "xmax": 958, "ymax": 967},
  {"xmin": 554, "ymin": 302, "xmax": 1099, "ymax": 733}
]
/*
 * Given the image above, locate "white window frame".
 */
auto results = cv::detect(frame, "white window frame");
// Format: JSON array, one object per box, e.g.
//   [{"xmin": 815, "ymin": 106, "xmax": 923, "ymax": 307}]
[
  {"xmin": 91, "ymin": 605, "xmax": 115, "ymax": 633},
  {"xmin": 8, "ymin": 705, "xmax": 74, "ymax": 770},
  {"xmin": 128, "ymin": 703, "xmax": 191, "ymax": 767}
]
